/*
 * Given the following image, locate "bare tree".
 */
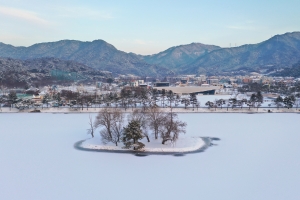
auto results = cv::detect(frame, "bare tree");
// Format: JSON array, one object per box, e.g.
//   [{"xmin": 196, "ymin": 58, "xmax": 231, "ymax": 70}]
[
  {"xmin": 94, "ymin": 108, "xmax": 124, "ymax": 146},
  {"xmin": 87, "ymin": 114, "xmax": 95, "ymax": 138},
  {"xmin": 111, "ymin": 110, "xmax": 125, "ymax": 146},
  {"xmin": 146, "ymin": 106, "xmax": 165, "ymax": 140},
  {"xmin": 160, "ymin": 108, "xmax": 187, "ymax": 144}
]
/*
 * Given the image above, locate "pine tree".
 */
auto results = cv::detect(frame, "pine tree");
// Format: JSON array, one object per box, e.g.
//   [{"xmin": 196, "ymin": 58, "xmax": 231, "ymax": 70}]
[
  {"xmin": 256, "ymin": 91, "xmax": 263, "ymax": 103},
  {"xmin": 8, "ymin": 91, "xmax": 17, "ymax": 103},
  {"xmin": 122, "ymin": 120, "xmax": 144, "ymax": 150},
  {"xmin": 274, "ymin": 96, "xmax": 283, "ymax": 109},
  {"xmin": 283, "ymin": 95, "xmax": 295, "ymax": 109}
]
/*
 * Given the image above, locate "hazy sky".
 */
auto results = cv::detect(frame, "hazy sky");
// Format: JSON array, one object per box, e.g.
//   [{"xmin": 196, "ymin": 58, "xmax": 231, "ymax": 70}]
[{"xmin": 0, "ymin": 0, "xmax": 299, "ymax": 54}]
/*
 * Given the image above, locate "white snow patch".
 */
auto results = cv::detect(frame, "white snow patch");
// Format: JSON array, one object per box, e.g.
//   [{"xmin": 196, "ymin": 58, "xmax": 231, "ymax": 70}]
[{"xmin": 81, "ymin": 136, "xmax": 205, "ymax": 153}]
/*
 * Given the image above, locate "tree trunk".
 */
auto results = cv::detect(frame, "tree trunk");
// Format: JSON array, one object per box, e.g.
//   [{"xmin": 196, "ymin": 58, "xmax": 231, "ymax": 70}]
[
  {"xmin": 133, "ymin": 138, "xmax": 136, "ymax": 150},
  {"xmin": 146, "ymin": 135, "xmax": 150, "ymax": 142},
  {"xmin": 162, "ymin": 138, "xmax": 171, "ymax": 144}
]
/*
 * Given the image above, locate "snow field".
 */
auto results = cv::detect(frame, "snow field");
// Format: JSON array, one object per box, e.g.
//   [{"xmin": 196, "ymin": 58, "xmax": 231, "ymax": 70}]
[{"xmin": 1, "ymin": 113, "xmax": 300, "ymax": 200}]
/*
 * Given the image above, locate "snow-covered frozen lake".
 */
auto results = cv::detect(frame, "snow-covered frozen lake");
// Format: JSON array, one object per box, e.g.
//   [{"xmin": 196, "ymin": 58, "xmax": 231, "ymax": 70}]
[{"xmin": 1, "ymin": 113, "xmax": 300, "ymax": 200}]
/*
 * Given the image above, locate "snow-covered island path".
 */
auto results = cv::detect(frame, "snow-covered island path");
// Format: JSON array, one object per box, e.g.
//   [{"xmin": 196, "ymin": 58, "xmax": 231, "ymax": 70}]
[{"xmin": 74, "ymin": 137, "xmax": 214, "ymax": 155}]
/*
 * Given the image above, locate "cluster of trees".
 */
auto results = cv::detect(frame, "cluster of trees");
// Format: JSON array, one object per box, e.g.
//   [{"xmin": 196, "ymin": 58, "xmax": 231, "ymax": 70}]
[
  {"xmin": 54, "ymin": 87, "xmax": 198, "ymax": 111},
  {"xmin": 91, "ymin": 107, "xmax": 187, "ymax": 150},
  {"xmin": 274, "ymin": 95, "xmax": 296, "ymax": 109},
  {"xmin": 205, "ymin": 91, "xmax": 299, "ymax": 110},
  {"xmin": 238, "ymin": 82, "xmax": 300, "ymax": 96},
  {"xmin": 205, "ymin": 99, "xmax": 226, "ymax": 110},
  {"xmin": 247, "ymin": 91, "xmax": 264, "ymax": 110},
  {"xmin": 205, "ymin": 91, "xmax": 264, "ymax": 110},
  {"xmin": 2, "ymin": 86, "xmax": 199, "ymax": 111},
  {"xmin": 0, "ymin": 91, "xmax": 24, "ymax": 110}
]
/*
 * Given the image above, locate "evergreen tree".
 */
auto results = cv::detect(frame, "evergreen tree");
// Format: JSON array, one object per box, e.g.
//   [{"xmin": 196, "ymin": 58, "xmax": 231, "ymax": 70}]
[
  {"xmin": 283, "ymin": 95, "xmax": 295, "ymax": 109},
  {"xmin": 274, "ymin": 96, "xmax": 283, "ymax": 109},
  {"xmin": 256, "ymin": 91, "xmax": 263, "ymax": 103},
  {"xmin": 167, "ymin": 90, "xmax": 175, "ymax": 107},
  {"xmin": 216, "ymin": 99, "xmax": 225, "ymax": 109},
  {"xmin": 42, "ymin": 93, "xmax": 50, "ymax": 108},
  {"xmin": 8, "ymin": 91, "xmax": 17, "ymax": 103},
  {"xmin": 161, "ymin": 89, "xmax": 166, "ymax": 107},
  {"xmin": 122, "ymin": 120, "xmax": 144, "ymax": 150},
  {"xmin": 189, "ymin": 93, "xmax": 197, "ymax": 110},
  {"xmin": 8, "ymin": 91, "xmax": 17, "ymax": 109}
]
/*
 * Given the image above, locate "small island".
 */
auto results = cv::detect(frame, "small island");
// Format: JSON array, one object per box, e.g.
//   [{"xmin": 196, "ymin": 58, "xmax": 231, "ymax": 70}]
[
  {"xmin": 76, "ymin": 136, "xmax": 211, "ymax": 155},
  {"xmin": 74, "ymin": 107, "xmax": 213, "ymax": 155}
]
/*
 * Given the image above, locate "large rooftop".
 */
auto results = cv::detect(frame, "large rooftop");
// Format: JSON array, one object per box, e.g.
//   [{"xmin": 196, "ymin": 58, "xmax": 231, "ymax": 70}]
[{"xmin": 153, "ymin": 86, "xmax": 220, "ymax": 94}]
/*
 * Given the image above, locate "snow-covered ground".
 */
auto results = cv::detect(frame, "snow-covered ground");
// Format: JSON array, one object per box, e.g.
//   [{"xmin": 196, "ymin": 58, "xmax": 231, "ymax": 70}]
[
  {"xmin": 1, "ymin": 113, "xmax": 300, "ymax": 200},
  {"xmin": 1, "ymin": 105, "xmax": 299, "ymax": 113},
  {"xmin": 80, "ymin": 136, "xmax": 206, "ymax": 153}
]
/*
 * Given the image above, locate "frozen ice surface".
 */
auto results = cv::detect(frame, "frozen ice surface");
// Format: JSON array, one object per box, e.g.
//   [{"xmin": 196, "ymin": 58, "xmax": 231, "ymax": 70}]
[{"xmin": 0, "ymin": 113, "xmax": 300, "ymax": 200}]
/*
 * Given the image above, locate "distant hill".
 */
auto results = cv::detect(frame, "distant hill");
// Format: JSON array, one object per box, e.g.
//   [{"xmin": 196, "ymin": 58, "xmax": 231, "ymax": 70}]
[
  {"xmin": 0, "ymin": 57, "xmax": 110, "ymax": 87},
  {"xmin": 0, "ymin": 40, "xmax": 166, "ymax": 77},
  {"xmin": 141, "ymin": 43, "xmax": 221, "ymax": 70},
  {"xmin": 183, "ymin": 32, "xmax": 300, "ymax": 74}
]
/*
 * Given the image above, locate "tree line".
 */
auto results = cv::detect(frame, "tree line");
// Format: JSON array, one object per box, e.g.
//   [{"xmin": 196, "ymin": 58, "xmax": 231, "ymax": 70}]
[
  {"xmin": 2, "ymin": 86, "xmax": 202, "ymax": 111},
  {"xmin": 205, "ymin": 91, "xmax": 264, "ymax": 110}
]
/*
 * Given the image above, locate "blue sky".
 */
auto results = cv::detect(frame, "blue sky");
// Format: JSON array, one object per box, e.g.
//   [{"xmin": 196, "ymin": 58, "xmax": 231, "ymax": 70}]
[{"xmin": 0, "ymin": 0, "xmax": 299, "ymax": 54}]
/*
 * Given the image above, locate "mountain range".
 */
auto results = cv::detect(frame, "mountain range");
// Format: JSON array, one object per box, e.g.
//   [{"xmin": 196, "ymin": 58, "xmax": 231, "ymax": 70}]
[
  {"xmin": 0, "ymin": 31, "xmax": 300, "ymax": 77},
  {"xmin": 183, "ymin": 32, "xmax": 300, "ymax": 74},
  {"xmin": 0, "ymin": 40, "xmax": 166, "ymax": 77}
]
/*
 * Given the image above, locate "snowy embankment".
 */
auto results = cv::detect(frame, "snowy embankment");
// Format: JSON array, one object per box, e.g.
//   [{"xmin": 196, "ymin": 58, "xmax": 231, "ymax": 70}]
[
  {"xmin": 1, "ymin": 106, "xmax": 300, "ymax": 113},
  {"xmin": 78, "ymin": 136, "xmax": 208, "ymax": 154}
]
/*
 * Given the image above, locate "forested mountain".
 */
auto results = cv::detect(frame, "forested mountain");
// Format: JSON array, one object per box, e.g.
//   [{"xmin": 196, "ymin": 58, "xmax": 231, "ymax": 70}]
[
  {"xmin": 182, "ymin": 32, "xmax": 300, "ymax": 74},
  {"xmin": 0, "ymin": 57, "xmax": 110, "ymax": 87},
  {"xmin": 141, "ymin": 43, "xmax": 221, "ymax": 69},
  {"xmin": 0, "ymin": 32, "xmax": 300, "ymax": 76},
  {"xmin": 0, "ymin": 40, "xmax": 166, "ymax": 77}
]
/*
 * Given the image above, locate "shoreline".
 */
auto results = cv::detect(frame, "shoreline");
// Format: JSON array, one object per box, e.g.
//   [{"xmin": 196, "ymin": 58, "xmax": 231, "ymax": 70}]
[
  {"xmin": 74, "ymin": 137, "xmax": 213, "ymax": 156},
  {"xmin": 1, "ymin": 107, "xmax": 300, "ymax": 114}
]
